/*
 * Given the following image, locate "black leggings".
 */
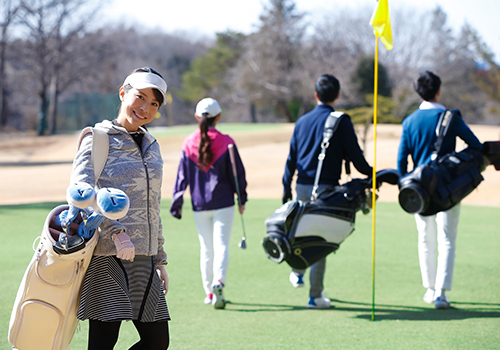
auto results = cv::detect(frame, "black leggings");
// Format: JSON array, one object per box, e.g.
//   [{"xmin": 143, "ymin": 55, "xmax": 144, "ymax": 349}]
[{"xmin": 88, "ymin": 319, "xmax": 169, "ymax": 350}]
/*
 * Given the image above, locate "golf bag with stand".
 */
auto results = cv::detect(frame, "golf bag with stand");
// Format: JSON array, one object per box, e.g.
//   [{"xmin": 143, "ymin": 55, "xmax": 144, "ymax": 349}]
[
  {"xmin": 398, "ymin": 109, "xmax": 486, "ymax": 216},
  {"xmin": 262, "ymin": 110, "xmax": 400, "ymax": 269},
  {"xmin": 8, "ymin": 127, "xmax": 110, "ymax": 350},
  {"xmin": 263, "ymin": 169, "xmax": 399, "ymax": 270}
]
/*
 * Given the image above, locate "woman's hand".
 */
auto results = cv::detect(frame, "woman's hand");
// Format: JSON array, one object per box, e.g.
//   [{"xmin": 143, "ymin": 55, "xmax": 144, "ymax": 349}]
[
  {"xmin": 156, "ymin": 265, "xmax": 169, "ymax": 294},
  {"xmin": 238, "ymin": 204, "xmax": 245, "ymax": 215},
  {"xmin": 112, "ymin": 231, "xmax": 135, "ymax": 261}
]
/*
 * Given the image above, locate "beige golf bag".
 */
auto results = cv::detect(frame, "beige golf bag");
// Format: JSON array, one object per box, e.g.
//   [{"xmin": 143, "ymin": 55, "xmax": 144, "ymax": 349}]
[
  {"xmin": 8, "ymin": 205, "xmax": 98, "ymax": 350},
  {"xmin": 8, "ymin": 127, "xmax": 109, "ymax": 350}
]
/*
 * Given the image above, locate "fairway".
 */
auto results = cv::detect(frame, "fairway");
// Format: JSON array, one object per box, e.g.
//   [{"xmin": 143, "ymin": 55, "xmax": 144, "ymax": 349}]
[{"xmin": 2, "ymin": 200, "xmax": 499, "ymax": 350}]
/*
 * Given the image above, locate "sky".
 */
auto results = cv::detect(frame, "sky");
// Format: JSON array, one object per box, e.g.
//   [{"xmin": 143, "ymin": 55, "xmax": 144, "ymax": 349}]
[{"xmin": 102, "ymin": 0, "xmax": 500, "ymax": 62}]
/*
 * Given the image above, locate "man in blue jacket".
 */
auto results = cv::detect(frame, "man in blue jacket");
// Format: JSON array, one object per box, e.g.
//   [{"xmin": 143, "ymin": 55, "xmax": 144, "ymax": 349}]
[
  {"xmin": 397, "ymin": 71, "xmax": 482, "ymax": 309},
  {"xmin": 282, "ymin": 74, "xmax": 372, "ymax": 308}
]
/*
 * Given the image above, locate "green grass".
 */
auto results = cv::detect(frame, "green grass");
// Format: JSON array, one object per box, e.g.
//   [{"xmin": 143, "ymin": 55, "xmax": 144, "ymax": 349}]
[
  {"xmin": 150, "ymin": 123, "xmax": 286, "ymax": 136},
  {"xmin": 1, "ymin": 201, "xmax": 500, "ymax": 349}
]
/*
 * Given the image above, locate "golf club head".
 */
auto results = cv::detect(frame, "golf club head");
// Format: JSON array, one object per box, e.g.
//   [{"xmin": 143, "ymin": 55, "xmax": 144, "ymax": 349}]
[{"xmin": 238, "ymin": 237, "xmax": 247, "ymax": 249}]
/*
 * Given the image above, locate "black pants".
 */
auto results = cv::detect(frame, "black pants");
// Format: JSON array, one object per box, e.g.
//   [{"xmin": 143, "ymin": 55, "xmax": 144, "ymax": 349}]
[{"xmin": 88, "ymin": 319, "xmax": 169, "ymax": 350}]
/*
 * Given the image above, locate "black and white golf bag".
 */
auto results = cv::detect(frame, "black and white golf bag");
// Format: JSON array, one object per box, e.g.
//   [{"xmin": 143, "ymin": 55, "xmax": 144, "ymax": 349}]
[{"xmin": 263, "ymin": 169, "xmax": 400, "ymax": 270}]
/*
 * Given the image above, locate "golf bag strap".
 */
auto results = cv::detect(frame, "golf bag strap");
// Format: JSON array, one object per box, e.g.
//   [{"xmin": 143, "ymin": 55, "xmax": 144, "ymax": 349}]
[
  {"xmin": 77, "ymin": 127, "xmax": 109, "ymax": 186},
  {"xmin": 311, "ymin": 111, "xmax": 346, "ymax": 201},
  {"xmin": 432, "ymin": 109, "xmax": 457, "ymax": 161}
]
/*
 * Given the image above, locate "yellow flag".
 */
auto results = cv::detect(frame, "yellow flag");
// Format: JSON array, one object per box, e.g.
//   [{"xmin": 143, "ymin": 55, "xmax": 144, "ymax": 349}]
[{"xmin": 369, "ymin": 0, "xmax": 393, "ymax": 50}]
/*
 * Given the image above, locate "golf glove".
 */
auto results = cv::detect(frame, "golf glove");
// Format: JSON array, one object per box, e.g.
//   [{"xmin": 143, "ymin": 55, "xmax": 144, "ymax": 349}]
[
  {"xmin": 156, "ymin": 265, "xmax": 169, "ymax": 294},
  {"xmin": 113, "ymin": 231, "xmax": 135, "ymax": 261},
  {"xmin": 282, "ymin": 191, "xmax": 292, "ymax": 204}
]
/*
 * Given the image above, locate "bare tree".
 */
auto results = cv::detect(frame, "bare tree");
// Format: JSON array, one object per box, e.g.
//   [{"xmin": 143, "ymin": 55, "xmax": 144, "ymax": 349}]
[
  {"xmin": 231, "ymin": 0, "xmax": 307, "ymax": 122},
  {"xmin": 18, "ymin": 0, "xmax": 105, "ymax": 135},
  {"xmin": 0, "ymin": 0, "xmax": 20, "ymax": 128}
]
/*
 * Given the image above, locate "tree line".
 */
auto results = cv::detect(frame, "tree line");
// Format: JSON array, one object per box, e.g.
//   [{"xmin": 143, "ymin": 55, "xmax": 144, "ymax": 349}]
[{"xmin": 1, "ymin": 0, "xmax": 499, "ymax": 135}]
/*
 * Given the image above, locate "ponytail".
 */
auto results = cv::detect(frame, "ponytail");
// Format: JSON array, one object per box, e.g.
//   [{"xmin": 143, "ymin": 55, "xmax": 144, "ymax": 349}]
[{"xmin": 198, "ymin": 114, "xmax": 217, "ymax": 168}]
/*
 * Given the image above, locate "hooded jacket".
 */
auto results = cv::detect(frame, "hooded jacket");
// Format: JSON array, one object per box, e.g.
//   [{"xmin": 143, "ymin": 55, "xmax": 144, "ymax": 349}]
[
  {"xmin": 70, "ymin": 120, "xmax": 167, "ymax": 266},
  {"xmin": 170, "ymin": 127, "xmax": 247, "ymax": 218}
]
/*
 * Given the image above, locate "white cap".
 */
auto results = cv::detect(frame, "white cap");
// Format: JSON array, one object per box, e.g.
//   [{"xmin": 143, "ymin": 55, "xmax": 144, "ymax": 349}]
[
  {"xmin": 123, "ymin": 72, "xmax": 167, "ymax": 105},
  {"xmin": 195, "ymin": 98, "xmax": 222, "ymax": 118}
]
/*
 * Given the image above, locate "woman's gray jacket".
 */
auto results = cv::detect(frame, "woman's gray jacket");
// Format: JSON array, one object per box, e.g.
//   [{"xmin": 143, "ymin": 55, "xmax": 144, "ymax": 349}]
[{"xmin": 70, "ymin": 120, "xmax": 167, "ymax": 266}]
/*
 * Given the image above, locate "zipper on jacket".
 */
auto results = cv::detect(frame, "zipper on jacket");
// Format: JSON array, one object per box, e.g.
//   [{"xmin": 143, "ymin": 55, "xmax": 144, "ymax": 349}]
[
  {"xmin": 128, "ymin": 132, "xmax": 155, "ymax": 255},
  {"xmin": 143, "ymin": 158, "xmax": 152, "ymax": 254}
]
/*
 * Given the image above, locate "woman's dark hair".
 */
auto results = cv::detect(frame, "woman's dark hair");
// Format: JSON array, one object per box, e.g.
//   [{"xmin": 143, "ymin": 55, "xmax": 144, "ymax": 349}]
[
  {"xmin": 414, "ymin": 71, "xmax": 441, "ymax": 101},
  {"xmin": 198, "ymin": 114, "xmax": 218, "ymax": 168},
  {"xmin": 315, "ymin": 74, "xmax": 340, "ymax": 103},
  {"xmin": 123, "ymin": 67, "xmax": 165, "ymax": 106}
]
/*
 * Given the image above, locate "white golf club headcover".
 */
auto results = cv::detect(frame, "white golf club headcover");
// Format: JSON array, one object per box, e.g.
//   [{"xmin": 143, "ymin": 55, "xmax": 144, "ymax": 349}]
[
  {"xmin": 66, "ymin": 182, "xmax": 96, "ymax": 208},
  {"xmin": 96, "ymin": 187, "xmax": 130, "ymax": 220}
]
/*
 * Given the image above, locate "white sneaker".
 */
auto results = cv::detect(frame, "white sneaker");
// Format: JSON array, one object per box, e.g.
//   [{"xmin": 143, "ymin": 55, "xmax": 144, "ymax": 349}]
[
  {"xmin": 289, "ymin": 272, "xmax": 305, "ymax": 288},
  {"xmin": 307, "ymin": 297, "xmax": 331, "ymax": 309},
  {"xmin": 204, "ymin": 293, "xmax": 213, "ymax": 305},
  {"xmin": 212, "ymin": 283, "xmax": 225, "ymax": 309},
  {"xmin": 423, "ymin": 289, "xmax": 435, "ymax": 304},
  {"xmin": 434, "ymin": 295, "xmax": 451, "ymax": 309}
]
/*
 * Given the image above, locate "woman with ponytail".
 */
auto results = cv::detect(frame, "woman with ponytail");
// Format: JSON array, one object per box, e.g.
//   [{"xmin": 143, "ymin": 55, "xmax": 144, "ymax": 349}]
[{"xmin": 170, "ymin": 98, "xmax": 247, "ymax": 309}]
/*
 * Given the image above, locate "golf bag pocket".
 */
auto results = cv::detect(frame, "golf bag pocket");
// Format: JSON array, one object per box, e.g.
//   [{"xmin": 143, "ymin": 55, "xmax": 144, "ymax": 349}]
[
  {"xmin": 9, "ymin": 205, "xmax": 98, "ymax": 350},
  {"xmin": 263, "ymin": 199, "xmax": 356, "ymax": 269},
  {"xmin": 286, "ymin": 237, "xmax": 340, "ymax": 270}
]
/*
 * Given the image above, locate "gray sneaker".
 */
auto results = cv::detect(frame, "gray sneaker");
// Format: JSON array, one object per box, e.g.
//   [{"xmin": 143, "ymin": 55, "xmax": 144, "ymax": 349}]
[
  {"xmin": 307, "ymin": 297, "xmax": 331, "ymax": 309},
  {"xmin": 212, "ymin": 283, "xmax": 225, "ymax": 309},
  {"xmin": 434, "ymin": 296, "xmax": 450, "ymax": 309}
]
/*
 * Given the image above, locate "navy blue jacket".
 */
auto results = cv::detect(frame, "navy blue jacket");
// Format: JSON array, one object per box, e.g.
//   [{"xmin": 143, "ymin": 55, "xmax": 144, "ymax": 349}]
[
  {"xmin": 397, "ymin": 105, "xmax": 482, "ymax": 176},
  {"xmin": 283, "ymin": 104, "xmax": 372, "ymax": 194}
]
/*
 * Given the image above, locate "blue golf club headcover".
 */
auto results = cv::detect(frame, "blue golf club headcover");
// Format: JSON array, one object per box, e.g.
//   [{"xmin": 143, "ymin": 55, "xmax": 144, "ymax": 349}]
[
  {"xmin": 66, "ymin": 182, "xmax": 96, "ymax": 208},
  {"xmin": 78, "ymin": 212, "xmax": 106, "ymax": 240},
  {"xmin": 95, "ymin": 187, "xmax": 130, "ymax": 220},
  {"xmin": 55, "ymin": 205, "xmax": 80, "ymax": 229}
]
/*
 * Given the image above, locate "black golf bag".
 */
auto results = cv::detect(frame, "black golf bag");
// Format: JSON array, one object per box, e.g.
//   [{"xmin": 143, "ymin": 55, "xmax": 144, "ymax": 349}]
[
  {"xmin": 397, "ymin": 109, "xmax": 487, "ymax": 216},
  {"xmin": 263, "ymin": 169, "xmax": 400, "ymax": 269},
  {"xmin": 398, "ymin": 147, "xmax": 484, "ymax": 216},
  {"xmin": 482, "ymin": 141, "xmax": 500, "ymax": 170}
]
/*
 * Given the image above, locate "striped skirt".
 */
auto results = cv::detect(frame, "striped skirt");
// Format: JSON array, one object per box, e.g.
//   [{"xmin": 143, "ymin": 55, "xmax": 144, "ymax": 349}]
[{"xmin": 77, "ymin": 255, "xmax": 170, "ymax": 322}]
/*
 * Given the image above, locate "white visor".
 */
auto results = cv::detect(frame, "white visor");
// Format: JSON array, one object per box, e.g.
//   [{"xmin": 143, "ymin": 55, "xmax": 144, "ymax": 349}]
[{"xmin": 123, "ymin": 72, "xmax": 167, "ymax": 105}]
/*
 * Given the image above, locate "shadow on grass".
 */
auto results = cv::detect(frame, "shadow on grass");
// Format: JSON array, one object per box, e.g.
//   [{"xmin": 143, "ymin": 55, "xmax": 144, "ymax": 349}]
[
  {"xmin": 330, "ymin": 299, "xmax": 500, "ymax": 322},
  {"xmin": 224, "ymin": 299, "xmax": 500, "ymax": 321},
  {"xmin": 224, "ymin": 300, "xmax": 310, "ymax": 312}
]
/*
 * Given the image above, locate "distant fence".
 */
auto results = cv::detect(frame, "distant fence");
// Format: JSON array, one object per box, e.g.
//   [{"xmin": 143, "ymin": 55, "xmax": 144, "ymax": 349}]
[{"xmin": 57, "ymin": 93, "xmax": 120, "ymax": 131}]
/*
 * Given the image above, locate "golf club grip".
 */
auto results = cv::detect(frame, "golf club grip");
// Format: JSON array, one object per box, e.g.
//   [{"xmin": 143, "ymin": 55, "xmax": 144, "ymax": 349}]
[{"xmin": 228, "ymin": 144, "xmax": 238, "ymax": 176}]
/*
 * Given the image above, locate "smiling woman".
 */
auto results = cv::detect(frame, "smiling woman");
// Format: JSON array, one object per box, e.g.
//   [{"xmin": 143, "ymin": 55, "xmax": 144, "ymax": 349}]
[{"xmin": 69, "ymin": 67, "xmax": 172, "ymax": 349}]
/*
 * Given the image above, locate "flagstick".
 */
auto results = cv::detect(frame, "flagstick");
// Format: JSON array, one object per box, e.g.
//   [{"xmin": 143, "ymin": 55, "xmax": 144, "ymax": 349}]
[{"xmin": 371, "ymin": 36, "xmax": 379, "ymax": 322}]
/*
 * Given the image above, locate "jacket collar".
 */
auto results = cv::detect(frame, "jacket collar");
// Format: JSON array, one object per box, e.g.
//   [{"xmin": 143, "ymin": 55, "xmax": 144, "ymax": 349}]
[
  {"xmin": 419, "ymin": 101, "xmax": 446, "ymax": 110},
  {"xmin": 96, "ymin": 119, "xmax": 156, "ymax": 144}
]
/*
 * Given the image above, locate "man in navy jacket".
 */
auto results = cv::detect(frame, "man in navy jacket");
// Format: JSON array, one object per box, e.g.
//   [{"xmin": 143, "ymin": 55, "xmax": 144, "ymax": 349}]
[
  {"xmin": 282, "ymin": 74, "xmax": 372, "ymax": 308},
  {"xmin": 397, "ymin": 71, "xmax": 481, "ymax": 309}
]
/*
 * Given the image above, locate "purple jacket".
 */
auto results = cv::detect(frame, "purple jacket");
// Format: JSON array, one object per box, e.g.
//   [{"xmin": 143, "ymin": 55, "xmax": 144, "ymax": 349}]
[{"xmin": 170, "ymin": 128, "xmax": 247, "ymax": 218}]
